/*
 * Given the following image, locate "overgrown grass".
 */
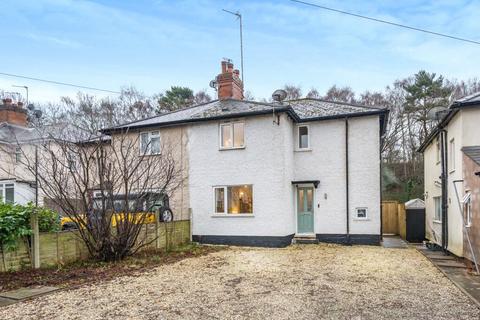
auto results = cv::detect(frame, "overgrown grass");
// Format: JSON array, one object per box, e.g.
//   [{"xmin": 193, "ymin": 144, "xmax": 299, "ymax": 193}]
[{"xmin": 0, "ymin": 243, "xmax": 225, "ymax": 292}]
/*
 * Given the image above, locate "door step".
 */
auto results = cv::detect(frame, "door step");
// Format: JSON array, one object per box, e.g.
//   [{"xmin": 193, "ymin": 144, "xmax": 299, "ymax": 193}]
[{"xmin": 292, "ymin": 236, "xmax": 319, "ymax": 244}]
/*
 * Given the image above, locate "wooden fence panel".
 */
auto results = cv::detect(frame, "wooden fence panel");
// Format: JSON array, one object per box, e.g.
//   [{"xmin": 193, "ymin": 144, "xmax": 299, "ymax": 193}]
[
  {"xmin": 0, "ymin": 220, "xmax": 191, "ymax": 272},
  {"xmin": 382, "ymin": 201, "xmax": 399, "ymax": 235}
]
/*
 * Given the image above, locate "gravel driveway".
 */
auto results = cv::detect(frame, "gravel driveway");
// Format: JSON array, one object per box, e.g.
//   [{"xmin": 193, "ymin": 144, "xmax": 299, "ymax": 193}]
[{"xmin": 1, "ymin": 244, "xmax": 479, "ymax": 319}]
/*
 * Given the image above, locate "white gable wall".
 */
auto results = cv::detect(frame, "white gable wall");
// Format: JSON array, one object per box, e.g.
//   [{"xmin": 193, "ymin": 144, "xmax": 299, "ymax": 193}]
[{"xmin": 293, "ymin": 116, "xmax": 380, "ymax": 236}]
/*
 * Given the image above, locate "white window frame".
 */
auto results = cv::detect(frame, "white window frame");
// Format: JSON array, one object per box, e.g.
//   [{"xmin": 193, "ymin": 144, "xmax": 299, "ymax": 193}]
[
  {"xmin": 212, "ymin": 185, "xmax": 253, "ymax": 216},
  {"xmin": 219, "ymin": 121, "xmax": 245, "ymax": 150},
  {"xmin": 354, "ymin": 207, "xmax": 368, "ymax": 220},
  {"xmin": 297, "ymin": 125, "xmax": 310, "ymax": 150},
  {"xmin": 0, "ymin": 182, "xmax": 15, "ymax": 204},
  {"xmin": 433, "ymin": 196, "xmax": 442, "ymax": 223},
  {"xmin": 463, "ymin": 192, "xmax": 472, "ymax": 227},
  {"xmin": 449, "ymin": 138, "xmax": 455, "ymax": 173},
  {"xmin": 15, "ymin": 146, "xmax": 22, "ymax": 164},
  {"xmin": 139, "ymin": 131, "xmax": 161, "ymax": 155}
]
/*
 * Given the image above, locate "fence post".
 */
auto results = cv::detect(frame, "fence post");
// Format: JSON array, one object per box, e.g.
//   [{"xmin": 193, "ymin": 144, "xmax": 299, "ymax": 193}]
[
  {"xmin": 189, "ymin": 208, "xmax": 193, "ymax": 242},
  {"xmin": 155, "ymin": 211, "xmax": 160, "ymax": 249},
  {"xmin": 31, "ymin": 210, "xmax": 40, "ymax": 269}
]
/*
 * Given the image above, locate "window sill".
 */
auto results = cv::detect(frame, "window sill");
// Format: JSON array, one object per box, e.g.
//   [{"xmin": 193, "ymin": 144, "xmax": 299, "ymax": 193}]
[
  {"xmin": 449, "ymin": 169, "xmax": 456, "ymax": 174},
  {"xmin": 219, "ymin": 146, "xmax": 246, "ymax": 151},
  {"xmin": 211, "ymin": 214, "xmax": 254, "ymax": 218},
  {"xmin": 295, "ymin": 148, "xmax": 312, "ymax": 152},
  {"xmin": 433, "ymin": 220, "xmax": 442, "ymax": 224},
  {"xmin": 353, "ymin": 218, "xmax": 369, "ymax": 221}
]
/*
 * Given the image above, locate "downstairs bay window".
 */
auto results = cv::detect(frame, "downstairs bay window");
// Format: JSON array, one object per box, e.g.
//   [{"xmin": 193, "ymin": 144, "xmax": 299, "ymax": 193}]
[{"xmin": 214, "ymin": 185, "xmax": 253, "ymax": 215}]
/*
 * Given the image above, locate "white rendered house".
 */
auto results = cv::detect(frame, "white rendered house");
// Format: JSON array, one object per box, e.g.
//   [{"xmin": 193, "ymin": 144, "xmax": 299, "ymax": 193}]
[
  {"xmin": 105, "ymin": 61, "xmax": 389, "ymax": 246},
  {"xmin": 419, "ymin": 93, "xmax": 480, "ymax": 257}
]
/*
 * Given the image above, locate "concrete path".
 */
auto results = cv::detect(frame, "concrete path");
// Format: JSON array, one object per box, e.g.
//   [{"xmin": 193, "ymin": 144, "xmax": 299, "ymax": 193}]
[
  {"xmin": 0, "ymin": 286, "xmax": 58, "ymax": 306},
  {"xmin": 416, "ymin": 244, "xmax": 480, "ymax": 308},
  {"xmin": 381, "ymin": 235, "xmax": 408, "ymax": 248}
]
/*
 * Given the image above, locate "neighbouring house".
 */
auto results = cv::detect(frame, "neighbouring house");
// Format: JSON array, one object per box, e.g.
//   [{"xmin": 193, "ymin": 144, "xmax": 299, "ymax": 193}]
[
  {"xmin": 461, "ymin": 146, "xmax": 480, "ymax": 267},
  {"xmin": 419, "ymin": 92, "xmax": 480, "ymax": 260},
  {"xmin": 0, "ymin": 98, "xmax": 36, "ymax": 205},
  {"xmin": 103, "ymin": 60, "xmax": 389, "ymax": 247}
]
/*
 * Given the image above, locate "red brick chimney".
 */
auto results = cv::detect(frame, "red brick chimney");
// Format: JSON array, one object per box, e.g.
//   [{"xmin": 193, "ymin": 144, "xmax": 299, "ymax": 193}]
[
  {"xmin": 0, "ymin": 98, "xmax": 28, "ymax": 126},
  {"xmin": 216, "ymin": 60, "xmax": 244, "ymax": 100}
]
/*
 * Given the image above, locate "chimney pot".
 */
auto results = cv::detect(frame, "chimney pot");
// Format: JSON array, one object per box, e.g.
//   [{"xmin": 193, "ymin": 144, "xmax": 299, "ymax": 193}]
[
  {"xmin": 4, "ymin": 98, "xmax": 12, "ymax": 106},
  {"xmin": 216, "ymin": 60, "xmax": 244, "ymax": 100}
]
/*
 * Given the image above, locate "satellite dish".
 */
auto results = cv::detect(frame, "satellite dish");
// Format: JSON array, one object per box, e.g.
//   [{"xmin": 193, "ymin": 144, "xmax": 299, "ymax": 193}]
[
  {"xmin": 27, "ymin": 103, "xmax": 35, "ymax": 111},
  {"xmin": 271, "ymin": 89, "xmax": 287, "ymax": 103},
  {"xmin": 34, "ymin": 109, "xmax": 43, "ymax": 119},
  {"xmin": 209, "ymin": 80, "xmax": 218, "ymax": 91},
  {"xmin": 427, "ymin": 107, "xmax": 448, "ymax": 121}
]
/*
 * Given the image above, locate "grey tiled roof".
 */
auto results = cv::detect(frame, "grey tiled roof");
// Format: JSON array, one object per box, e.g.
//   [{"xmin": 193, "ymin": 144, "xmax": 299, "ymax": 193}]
[
  {"xmin": 462, "ymin": 146, "xmax": 480, "ymax": 166},
  {"xmin": 0, "ymin": 122, "xmax": 91, "ymax": 144},
  {"xmin": 106, "ymin": 98, "xmax": 386, "ymax": 131},
  {"xmin": 456, "ymin": 92, "xmax": 480, "ymax": 104},
  {"xmin": 0, "ymin": 123, "xmax": 40, "ymax": 144},
  {"xmin": 288, "ymin": 99, "xmax": 383, "ymax": 119}
]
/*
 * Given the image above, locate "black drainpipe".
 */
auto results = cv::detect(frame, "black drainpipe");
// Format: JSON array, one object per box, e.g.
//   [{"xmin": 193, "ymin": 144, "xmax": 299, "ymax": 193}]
[
  {"xmin": 345, "ymin": 117, "xmax": 350, "ymax": 245},
  {"xmin": 440, "ymin": 129, "xmax": 449, "ymax": 252}
]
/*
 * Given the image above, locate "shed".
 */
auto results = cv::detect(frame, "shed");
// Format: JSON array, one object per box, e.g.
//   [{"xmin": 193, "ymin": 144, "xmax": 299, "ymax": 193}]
[{"xmin": 404, "ymin": 199, "xmax": 425, "ymax": 243}]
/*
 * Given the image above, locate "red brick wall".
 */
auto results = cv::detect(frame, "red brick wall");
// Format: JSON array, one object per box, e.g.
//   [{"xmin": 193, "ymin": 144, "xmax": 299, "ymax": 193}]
[{"xmin": 463, "ymin": 154, "xmax": 480, "ymax": 265}]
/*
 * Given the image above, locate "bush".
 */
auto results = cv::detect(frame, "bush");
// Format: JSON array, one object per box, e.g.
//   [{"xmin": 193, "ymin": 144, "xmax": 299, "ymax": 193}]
[{"xmin": 0, "ymin": 203, "xmax": 59, "ymax": 251}]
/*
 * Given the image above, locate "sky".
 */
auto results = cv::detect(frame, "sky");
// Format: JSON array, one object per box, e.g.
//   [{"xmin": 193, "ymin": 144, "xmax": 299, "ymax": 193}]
[{"xmin": 0, "ymin": 0, "xmax": 479, "ymax": 103}]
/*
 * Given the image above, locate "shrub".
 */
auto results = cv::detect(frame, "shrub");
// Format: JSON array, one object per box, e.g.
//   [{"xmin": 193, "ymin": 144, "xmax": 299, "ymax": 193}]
[{"xmin": 0, "ymin": 203, "xmax": 59, "ymax": 251}]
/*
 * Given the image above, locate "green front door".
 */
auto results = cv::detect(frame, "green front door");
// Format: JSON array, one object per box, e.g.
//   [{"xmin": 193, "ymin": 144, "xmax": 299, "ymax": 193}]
[{"xmin": 297, "ymin": 187, "xmax": 314, "ymax": 234}]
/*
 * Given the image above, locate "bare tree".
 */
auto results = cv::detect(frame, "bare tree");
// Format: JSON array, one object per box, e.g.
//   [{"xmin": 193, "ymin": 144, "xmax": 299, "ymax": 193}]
[
  {"xmin": 283, "ymin": 85, "xmax": 302, "ymax": 100},
  {"xmin": 322, "ymin": 85, "xmax": 357, "ymax": 104},
  {"xmin": 16, "ymin": 127, "xmax": 183, "ymax": 261},
  {"xmin": 306, "ymin": 88, "xmax": 321, "ymax": 99}
]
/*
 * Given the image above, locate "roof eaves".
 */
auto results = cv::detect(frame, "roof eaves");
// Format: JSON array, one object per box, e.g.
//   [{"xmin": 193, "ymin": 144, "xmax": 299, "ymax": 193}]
[
  {"xmin": 102, "ymin": 106, "xmax": 293, "ymax": 134},
  {"xmin": 296, "ymin": 109, "xmax": 388, "ymax": 123}
]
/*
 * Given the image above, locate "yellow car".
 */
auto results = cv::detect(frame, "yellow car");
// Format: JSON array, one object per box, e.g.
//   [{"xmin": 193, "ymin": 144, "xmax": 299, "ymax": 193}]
[{"xmin": 61, "ymin": 192, "xmax": 173, "ymax": 230}]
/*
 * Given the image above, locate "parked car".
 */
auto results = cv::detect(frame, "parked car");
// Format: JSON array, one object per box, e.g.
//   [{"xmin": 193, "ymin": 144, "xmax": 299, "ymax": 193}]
[{"xmin": 61, "ymin": 192, "xmax": 173, "ymax": 230}]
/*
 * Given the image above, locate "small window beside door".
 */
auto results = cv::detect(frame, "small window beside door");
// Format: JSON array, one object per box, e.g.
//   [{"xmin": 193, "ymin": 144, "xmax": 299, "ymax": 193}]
[
  {"xmin": 433, "ymin": 196, "xmax": 442, "ymax": 222},
  {"xmin": 298, "ymin": 125, "xmax": 310, "ymax": 150},
  {"xmin": 354, "ymin": 207, "xmax": 368, "ymax": 220}
]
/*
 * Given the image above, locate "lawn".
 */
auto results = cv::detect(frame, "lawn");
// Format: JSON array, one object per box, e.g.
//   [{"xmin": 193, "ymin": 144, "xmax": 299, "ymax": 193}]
[{"xmin": 1, "ymin": 244, "xmax": 479, "ymax": 319}]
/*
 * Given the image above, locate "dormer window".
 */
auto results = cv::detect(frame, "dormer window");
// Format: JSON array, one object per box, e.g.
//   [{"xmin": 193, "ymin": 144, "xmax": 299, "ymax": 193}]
[
  {"xmin": 298, "ymin": 125, "xmax": 310, "ymax": 150},
  {"xmin": 220, "ymin": 121, "xmax": 244, "ymax": 149}
]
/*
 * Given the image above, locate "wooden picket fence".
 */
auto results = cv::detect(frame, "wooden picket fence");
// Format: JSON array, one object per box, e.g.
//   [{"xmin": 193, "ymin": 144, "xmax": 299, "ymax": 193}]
[
  {"xmin": 382, "ymin": 201, "xmax": 406, "ymax": 238},
  {"xmin": 0, "ymin": 220, "xmax": 190, "ymax": 272}
]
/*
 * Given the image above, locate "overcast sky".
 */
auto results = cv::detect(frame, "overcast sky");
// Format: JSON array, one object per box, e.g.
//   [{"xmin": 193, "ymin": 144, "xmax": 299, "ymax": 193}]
[{"xmin": 1, "ymin": 0, "xmax": 479, "ymax": 103}]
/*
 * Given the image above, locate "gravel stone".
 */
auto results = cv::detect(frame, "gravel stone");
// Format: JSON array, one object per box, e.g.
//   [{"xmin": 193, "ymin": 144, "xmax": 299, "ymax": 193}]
[{"xmin": 1, "ymin": 244, "xmax": 479, "ymax": 319}]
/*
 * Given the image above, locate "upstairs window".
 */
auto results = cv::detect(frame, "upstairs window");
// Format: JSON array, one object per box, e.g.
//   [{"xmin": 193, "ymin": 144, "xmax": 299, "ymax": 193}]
[
  {"xmin": 220, "ymin": 122, "xmax": 244, "ymax": 149},
  {"xmin": 449, "ymin": 138, "xmax": 455, "ymax": 172},
  {"xmin": 464, "ymin": 192, "xmax": 472, "ymax": 227},
  {"xmin": 140, "ymin": 131, "xmax": 160, "ymax": 155},
  {"xmin": 298, "ymin": 125, "xmax": 309, "ymax": 149},
  {"xmin": 15, "ymin": 147, "xmax": 22, "ymax": 164},
  {"xmin": 0, "ymin": 183, "xmax": 14, "ymax": 204}
]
